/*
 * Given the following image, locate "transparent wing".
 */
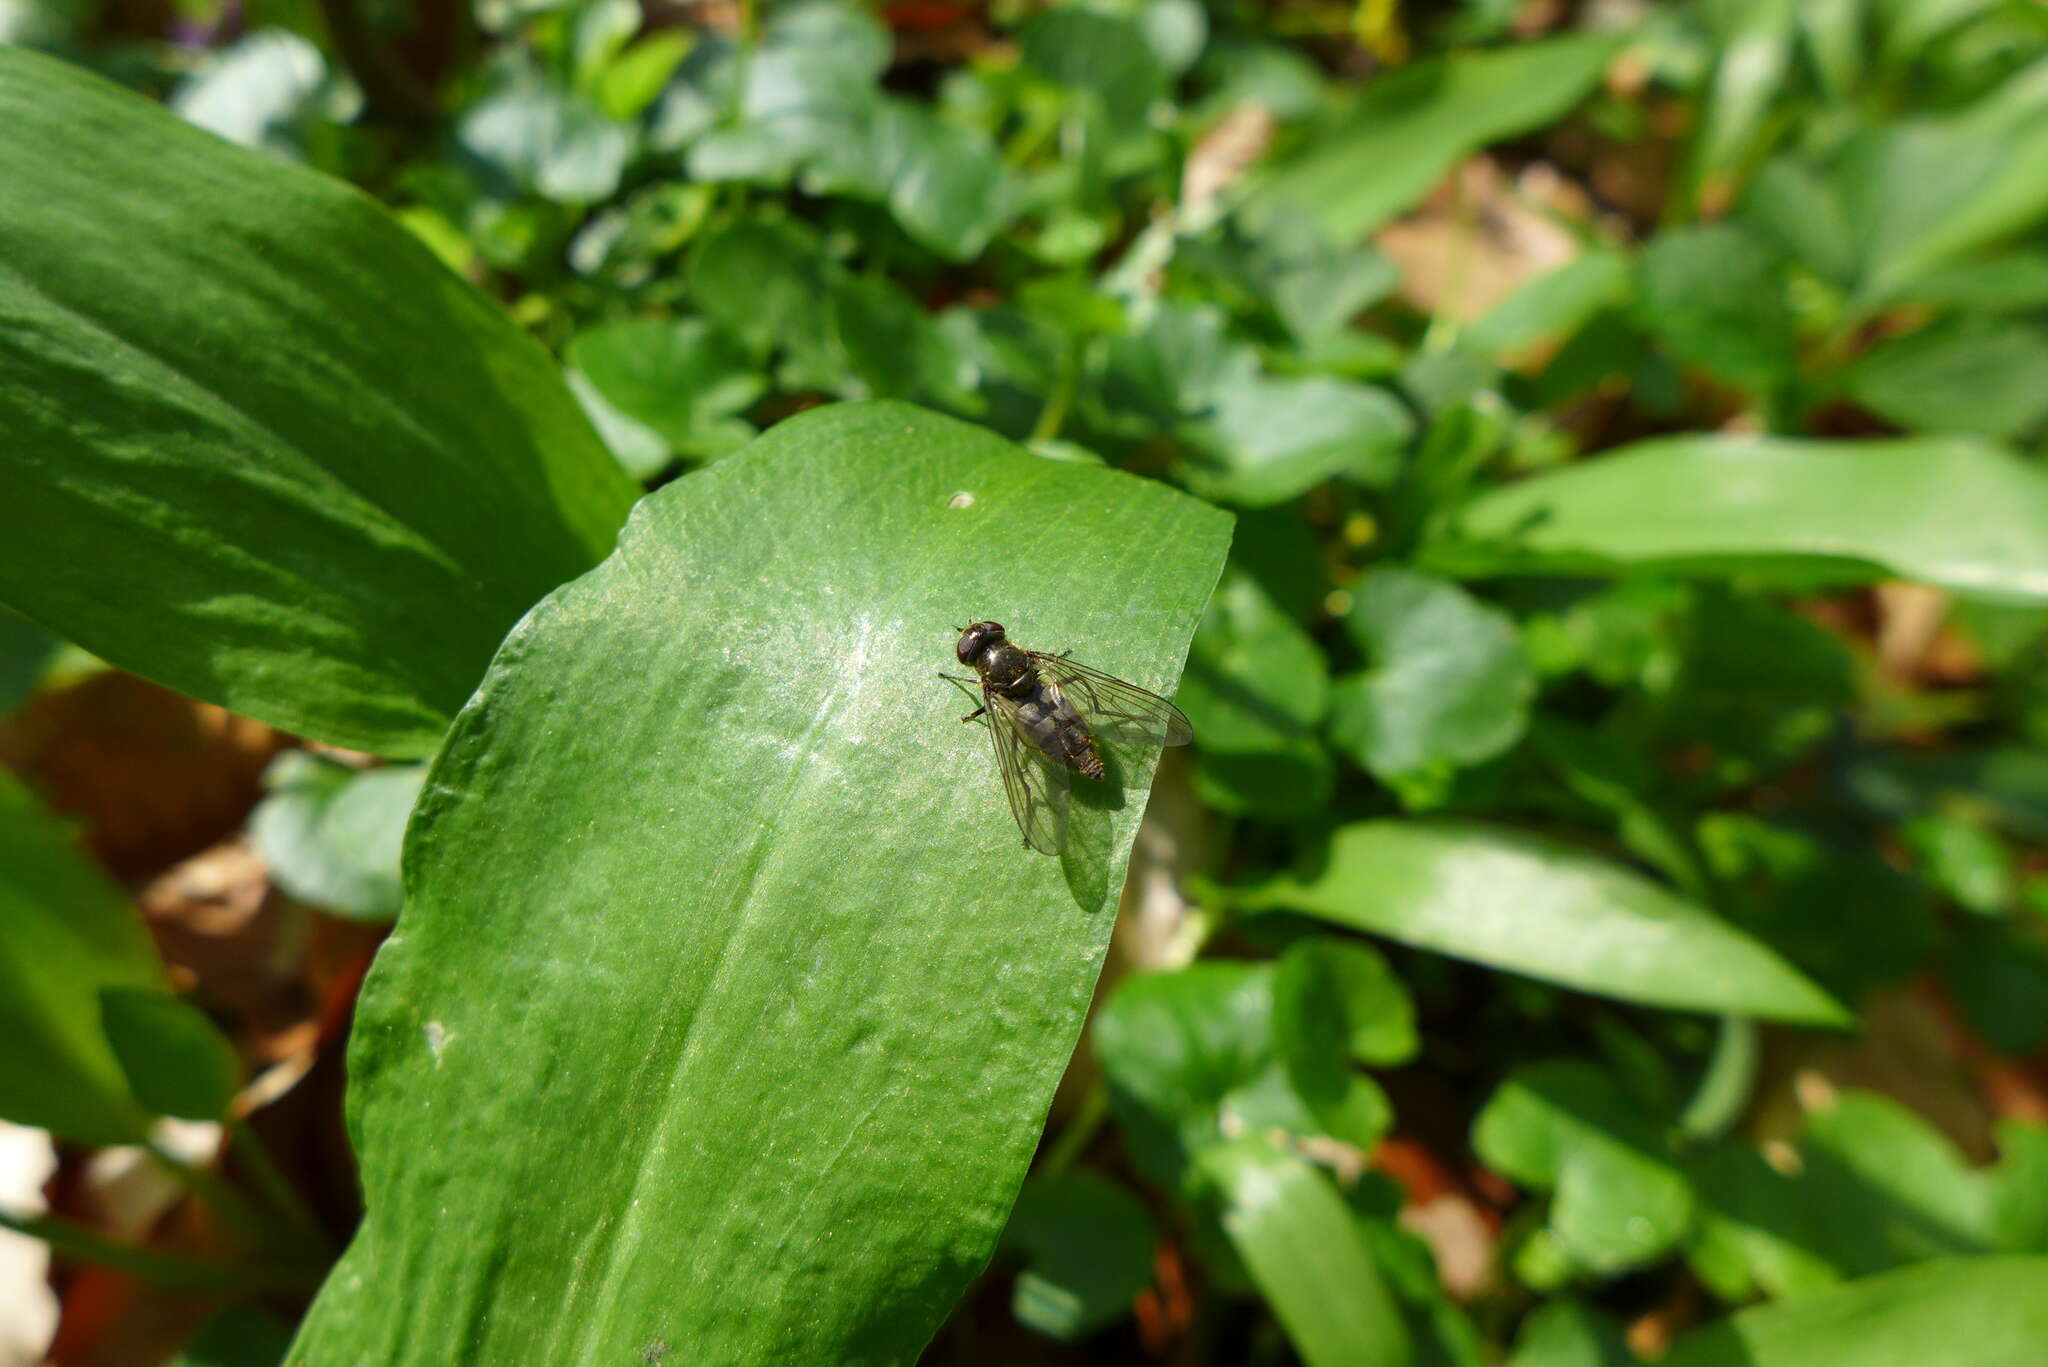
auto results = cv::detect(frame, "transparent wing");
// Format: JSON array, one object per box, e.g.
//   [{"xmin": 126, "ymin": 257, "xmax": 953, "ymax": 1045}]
[
  {"xmin": 1033, "ymin": 654, "xmax": 1193, "ymax": 748},
  {"xmin": 985, "ymin": 691, "xmax": 1071, "ymax": 855}
]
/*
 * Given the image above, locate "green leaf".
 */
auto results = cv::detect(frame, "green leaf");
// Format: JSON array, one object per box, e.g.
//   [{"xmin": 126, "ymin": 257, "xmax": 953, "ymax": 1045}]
[
  {"xmin": 686, "ymin": 3, "xmax": 1010, "ymax": 260},
  {"xmin": 1475, "ymin": 1061, "xmax": 1694, "ymax": 1274},
  {"xmin": 1327, "ymin": 570, "xmax": 1535, "ymax": 785},
  {"xmin": 1506, "ymin": 1298, "xmax": 1642, "ymax": 1367},
  {"xmin": 98, "ymin": 987, "xmax": 240, "ymax": 1122},
  {"xmin": 1436, "ymin": 435, "xmax": 2048, "ymax": 604},
  {"xmin": 1636, "ymin": 224, "xmax": 1798, "ymax": 391},
  {"xmin": 1688, "ymin": 1090, "xmax": 1999, "ymax": 1299},
  {"xmin": 1283, "ymin": 938, "xmax": 1417, "ymax": 1067},
  {"xmin": 172, "ymin": 1304, "xmax": 297, "ymax": 1367},
  {"xmin": 250, "ymin": 753, "xmax": 427, "ymax": 923},
  {"xmin": 1840, "ymin": 319, "xmax": 2048, "ymax": 440},
  {"xmin": 0, "ymin": 48, "xmax": 638, "ymax": 757},
  {"xmin": 1096, "ymin": 961, "xmax": 1290, "ymax": 1182},
  {"xmin": 1003, "ymin": 1172, "xmax": 1156, "ymax": 1342},
  {"xmin": 0, "ymin": 768, "xmax": 160, "ymax": 1144},
  {"xmin": 170, "ymin": 29, "xmax": 335, "ymax": 160},
  {"xmin": 1020, "ymin": 7, "xmax": 1167, "ymax": 130},
  {"xmin": 1463, "ymin": 250, "xmax": 1633, "ymax": 362},
  {"xmin": 1178, "ymin": 568, "xmax": 1334, "ymax": 819},
  {"xmin": 288, "ymin": 402, "xmax": 1230, "ymax": 1362},
  {"xmin": 1944, "ymin": 922, "xmax": 2048, "ymax": 1056},
  {"xmin": 597, "ymin": 31, "xmax": 694, "ymax": 122},
  {"xmin": 1271, "ymin": 942, "xmax": 1395, "ymax": 1149},
  {"xmin": 1833, "ymin": 104, "xmax": 2048, "ymax": 310},
  {"xmin": 1255, "ymin": 33, "xmax": 1625, "ymax": 239},
  {"xmin": 1198, "ymin": 1138, "xmax": 1413, "ymax": 1367},
  {"xmin": 566, "ymin": 317, "xmax": 765, "ymax": 462},
  {"xmin": 1662, "ymin": 1256, "xmax": 2048, "ymax": 1367},
  {"xmin": 0, "ymin": 606, "xmax": 62, "ymax": 716},
  {"xmin": 458, "ymin": 70, "xmax": 635, "ymax": 204},
  {"xmin": 1234, "ymin": 820, "xmax": 1851, "ymax": 1024},
  {"xmin": 1179, "ymin": 372, "xmax": 1414, "ymax": 508}
]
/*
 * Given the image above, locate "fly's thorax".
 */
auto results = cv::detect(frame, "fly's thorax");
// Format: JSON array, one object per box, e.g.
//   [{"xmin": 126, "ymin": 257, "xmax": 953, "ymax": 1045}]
[{"xmin": 979, "ymin": 642, "xmax": 1035, "ymax": 693}]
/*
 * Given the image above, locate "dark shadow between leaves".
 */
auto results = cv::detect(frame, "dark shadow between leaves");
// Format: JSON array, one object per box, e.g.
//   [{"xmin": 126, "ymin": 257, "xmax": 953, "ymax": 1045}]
[{"xmin": 1061, "ymin": 744, "xmax": 1128, "ymax": 912}]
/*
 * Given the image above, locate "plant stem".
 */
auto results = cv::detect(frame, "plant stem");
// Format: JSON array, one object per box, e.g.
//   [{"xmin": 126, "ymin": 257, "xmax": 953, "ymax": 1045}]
[
  {"xmin": 0, "ymin": 1208, "xmax": 323, "ymax": 1293},
  {"xmin": 1679, "ymin": 1015, "xmax": 1759, "ymax": 1142},
  {"xmin": 1038, "ymin": 1084, "xmax": 1111, "ymax": 1179},
  {"xmin": 228, "ymin": 1119, "xmax": 335, "ymax": 1256}
]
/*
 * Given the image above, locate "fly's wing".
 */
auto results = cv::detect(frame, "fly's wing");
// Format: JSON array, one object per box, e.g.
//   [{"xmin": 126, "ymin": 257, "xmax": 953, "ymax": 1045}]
[
  {"xmin": 985, "ymin": 690, "xmax": 1071, "ymax": 855},
  {"xmin": 1033, "ymin": 654, "xmax": 1194, "ymax": 748}
]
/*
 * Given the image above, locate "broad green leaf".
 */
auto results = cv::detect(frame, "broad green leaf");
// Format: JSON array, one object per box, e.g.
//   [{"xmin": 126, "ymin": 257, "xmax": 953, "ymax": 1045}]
[
  {"xmin": 0, "ymin": 768, "xmax": 160, "ymax": 1144},
  {"xmin": 1198, "ymin": 1138, "xmax": 1412, "ymax": 1367},
  {"xmin": 1662, "ymin": 1256, "xmax": 2048, "ymax": 1367},
  {"xmin": 1435, "ymin": 435, "xmax": 2048, "ymax": 603},
  {"xmin": 1327, "ymin": 570, "xmax": 1535, "ymax": 785},
  {"xmin": 99, "ymin": 987, "xmax": 241, "ymax": 1122},
  {"xmin": 566, "ymin": 317, "xmax": 765, "ymax": 462},
  {"xmin": 1255, "ymin": 33, "xmax": 1624, "ymax": 239},
  {"xmin": 1178, "ymin": 569, "xmax": 1334, "ymax": 819},
  {"xmin": 1636, "ymin": 224, "xmax": 1797, "ymax": 391},
  {"xmin": 289, "ymin": 402, "xmax": 1230, "ymax": 1363},
  {"xmin": 0, "ymin": 48, "xmax": 638, "ymax": 757},
  {"xmin": 1840, "ymin": 319, "xmax": 2048, "ymax": 440},
  {"xmin": 1003, "ymin": 1172, "xmax": 1156, "ymax": 1341},
  {"xmin": 1234, "ymin": 820, "xmax": 1850, "ymax": 1024},
  {"xmin": 1475, "ymin": 1061, "xmax": 1694, "ymax": 1273},
  {"xmin": 249, "ymin": 753, "xmax": 427, "ymax": 923}
]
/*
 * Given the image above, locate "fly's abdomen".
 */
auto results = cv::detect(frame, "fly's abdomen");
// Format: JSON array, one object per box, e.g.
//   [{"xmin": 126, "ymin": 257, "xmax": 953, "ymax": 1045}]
[{"xmin": 1012, "ymin": 692, "xmax": 1104, "ymax": 778}]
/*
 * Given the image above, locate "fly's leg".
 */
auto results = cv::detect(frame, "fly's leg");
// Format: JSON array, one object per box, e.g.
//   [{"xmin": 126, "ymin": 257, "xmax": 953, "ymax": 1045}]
[{"xmin": 938, "ymin": 672, "xmax": 989, "ymax": 724}]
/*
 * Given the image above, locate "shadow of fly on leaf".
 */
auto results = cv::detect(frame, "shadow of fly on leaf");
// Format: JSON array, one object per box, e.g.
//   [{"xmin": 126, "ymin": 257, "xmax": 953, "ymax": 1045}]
[{"xmin": 942, "ymin": 620, "xmax": 1192, "ymax": 905}]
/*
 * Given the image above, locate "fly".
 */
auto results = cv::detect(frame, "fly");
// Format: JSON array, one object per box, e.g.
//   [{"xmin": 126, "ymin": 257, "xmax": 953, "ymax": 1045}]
[{"xmin": 943, "ymin": 620, "xmax": 1193, "ymax": 855}]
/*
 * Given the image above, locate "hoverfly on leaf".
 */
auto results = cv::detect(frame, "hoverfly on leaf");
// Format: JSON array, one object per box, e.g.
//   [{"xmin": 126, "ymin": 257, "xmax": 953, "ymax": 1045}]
[{"xmin": 944, "ymin": 620, "xmax": 1192, "ymax": 855}]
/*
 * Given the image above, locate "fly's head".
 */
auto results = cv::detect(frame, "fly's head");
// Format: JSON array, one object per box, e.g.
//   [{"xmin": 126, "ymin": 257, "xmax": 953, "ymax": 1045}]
[{"xmin": 955, "ymin": 620, "xmax": 1007, "ymax": 668}]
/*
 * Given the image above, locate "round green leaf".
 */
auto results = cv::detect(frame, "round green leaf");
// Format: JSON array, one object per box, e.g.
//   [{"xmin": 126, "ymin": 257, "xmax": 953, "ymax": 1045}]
[
  {"xmin": 1328, "ymin": 570, "xmax": 1535, "ymax": 783},
  {"xmin": 288, "ymin": 402, "xmax": 1230, "ymax": 1363},
  {"xmin": 250, "ymin": 754, "xmax": 426, "ymax": 923}
]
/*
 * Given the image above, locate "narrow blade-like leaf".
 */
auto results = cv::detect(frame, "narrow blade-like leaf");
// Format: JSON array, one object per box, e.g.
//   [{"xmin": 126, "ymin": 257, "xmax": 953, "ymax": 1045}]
[{"xmin": 1235, "ymin": 820, "xmax": 1850, "ymax": 1025}]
